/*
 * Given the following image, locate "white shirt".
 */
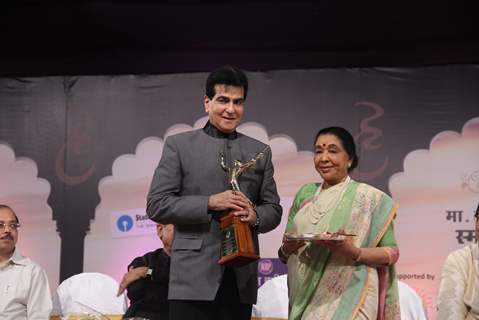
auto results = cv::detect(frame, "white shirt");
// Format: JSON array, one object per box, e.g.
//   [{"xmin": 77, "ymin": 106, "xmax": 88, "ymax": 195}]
[
  {"xmin": 437, "ymin": 244, "xmax": 479, "ymax": 320},
  {"xmin": 0, "ymin": 248, "xmax": 52, "ymax": 320},
  {"xmin": 398, "ymin": 281, "xmax": 428, "ymax": 320}
]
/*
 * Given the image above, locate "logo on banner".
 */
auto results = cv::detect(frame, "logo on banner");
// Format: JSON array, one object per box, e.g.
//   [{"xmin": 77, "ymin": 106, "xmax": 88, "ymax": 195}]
[
  {"xmin": 110, "ymin": 208, "xmax": 157, "ymax": 238},
  {"xmin": 462, "ymin": 170, "xmax": 479, "ymax": 193},
  {"xmin": 353, "ymin": 101, "xmax": 389, "ymax": 181},
  {"xmin": 116, "ymin": 215, "xmax": 134, "ymax": 232},
  {"xmin": 257, "ymin": 258, "xmax": 288, "ymax": 287},
  {"xmin": 258, "ymin": 259, "xmax": 274, "ymax": 275}
]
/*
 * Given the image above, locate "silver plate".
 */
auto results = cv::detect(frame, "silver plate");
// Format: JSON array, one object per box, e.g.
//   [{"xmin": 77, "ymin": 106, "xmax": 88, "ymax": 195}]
[{"xmin": 284, "ymin": 232, "xmax": 352, "ymax": 241}]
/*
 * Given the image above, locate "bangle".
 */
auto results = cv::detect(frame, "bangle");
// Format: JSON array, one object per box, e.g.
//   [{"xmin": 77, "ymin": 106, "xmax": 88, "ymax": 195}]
[
  {"xmin": 353, "ymin": 248, "xmax": 362, "ymax": 263},
  {"xmin": 382, "ymin": 247, "xmax": 398, "ymax": 266}
]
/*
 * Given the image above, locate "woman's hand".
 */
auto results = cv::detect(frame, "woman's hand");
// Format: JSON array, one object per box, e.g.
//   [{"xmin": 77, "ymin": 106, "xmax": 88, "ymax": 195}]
[
  {"xmin": 281, "ymin": 237, "xmax": 306, "ymax": 256},
  {"xmin": 314, "ymin": 236, "xmax": 359, "ymax": 261}
]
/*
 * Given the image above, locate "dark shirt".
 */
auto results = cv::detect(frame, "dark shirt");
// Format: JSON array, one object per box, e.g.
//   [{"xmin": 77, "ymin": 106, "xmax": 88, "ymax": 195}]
[
  {"xmin": 203, "ymin": 121, "xmax": 238, "ymax": 139},
  {"xmin": 123, "ymin": 248, "xmax": 170, "ymax": 320}
]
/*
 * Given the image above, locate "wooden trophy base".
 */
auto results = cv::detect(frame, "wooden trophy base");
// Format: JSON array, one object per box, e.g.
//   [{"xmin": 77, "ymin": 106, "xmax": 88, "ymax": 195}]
[{"xmin": 218, "ymin": 212, "xmax": 259, "ymax": 267}]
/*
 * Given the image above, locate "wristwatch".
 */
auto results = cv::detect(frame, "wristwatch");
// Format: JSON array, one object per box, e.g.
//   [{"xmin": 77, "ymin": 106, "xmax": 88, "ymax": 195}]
[{"xmin": 146, "ymin": 268, "xmax": 153, "ymax": 279}]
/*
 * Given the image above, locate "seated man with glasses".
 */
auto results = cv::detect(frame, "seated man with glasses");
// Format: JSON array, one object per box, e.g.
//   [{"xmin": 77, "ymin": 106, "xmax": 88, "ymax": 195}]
[{"xmin": 0, "ymin": 204, "xmax": 52, "ymax": 319}]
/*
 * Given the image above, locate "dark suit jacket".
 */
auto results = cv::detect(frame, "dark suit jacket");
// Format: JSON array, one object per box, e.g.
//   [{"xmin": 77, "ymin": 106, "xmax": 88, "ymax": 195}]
[{"xmin": 146, "ymin": 126, "xmax": 282, "ymax": 304}]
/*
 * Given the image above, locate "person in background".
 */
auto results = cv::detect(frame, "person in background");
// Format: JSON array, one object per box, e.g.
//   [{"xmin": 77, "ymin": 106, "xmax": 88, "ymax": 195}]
[
  {"xmin": 118, "ymin": 224, "xmax": 174, "ymax": 320},
  {"xmin": 0, "ymin": 204, "xmax": 52, "ymax": 320},
  {"xmin": 279, "ymin": 127, "xmax": 400, "ymax": 319},
  {"xmin": 437, "ymin": 202, "xmax": 479, "ymax": 320}
]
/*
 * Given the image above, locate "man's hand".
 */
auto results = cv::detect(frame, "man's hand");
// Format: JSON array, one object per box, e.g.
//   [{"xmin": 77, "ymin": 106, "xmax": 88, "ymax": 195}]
[
  {"xmin": 208, "ymin": 190, "xmax": 250, "ymax": 212},
  {"xmin": 233, "ymin": 202, "xmax": 257, "ymax": 225},
  {"xmin": 117, "ymin": 266, "xmax": 149, "ymax": 296}
]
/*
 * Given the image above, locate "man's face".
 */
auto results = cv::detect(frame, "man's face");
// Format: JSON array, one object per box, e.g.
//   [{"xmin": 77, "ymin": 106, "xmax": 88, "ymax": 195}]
[
  {"xmin": 204, "ymin": 84, "xmax": 245, "ymax": 133},
  {"xmin": 157, "ymin": 224, "xmax": 174, "ymax": 253},
  {"xmin": 0, "ymin": 208, "xmax": 18, "ymax": 256}
]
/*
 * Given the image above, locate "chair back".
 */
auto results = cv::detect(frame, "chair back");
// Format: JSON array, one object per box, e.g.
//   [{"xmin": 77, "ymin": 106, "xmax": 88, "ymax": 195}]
[
  {"xmin": 52, "ymin": 272, "xmax": 127, "ymax": 316},
  {"xmin": 252, "ymin": 274, "xmax": 288, "ymax": 320}
]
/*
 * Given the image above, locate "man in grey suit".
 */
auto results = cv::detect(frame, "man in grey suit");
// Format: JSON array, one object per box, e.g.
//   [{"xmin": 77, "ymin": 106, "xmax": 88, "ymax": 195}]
[{"xmin": 147, "ymin": 65, "xmax": 282, "ymax": 320}]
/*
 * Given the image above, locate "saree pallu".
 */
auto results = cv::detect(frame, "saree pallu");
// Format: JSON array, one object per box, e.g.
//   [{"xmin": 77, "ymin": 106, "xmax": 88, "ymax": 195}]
[{"xmin": 285, "ymin": 181, "xmax": 400, "ymax": 320}]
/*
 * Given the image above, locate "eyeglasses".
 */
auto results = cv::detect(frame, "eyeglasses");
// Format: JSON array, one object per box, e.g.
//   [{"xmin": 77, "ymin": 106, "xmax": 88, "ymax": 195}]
[{"xmin": 0, "ymin": 222, "xmax": 21, "ymax": 231}]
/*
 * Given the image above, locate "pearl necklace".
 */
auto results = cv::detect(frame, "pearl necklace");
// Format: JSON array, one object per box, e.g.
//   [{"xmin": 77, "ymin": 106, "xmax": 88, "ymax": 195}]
[{"xmin": 309, "ymin": 176, "xmax": 350, "ymax": 224}]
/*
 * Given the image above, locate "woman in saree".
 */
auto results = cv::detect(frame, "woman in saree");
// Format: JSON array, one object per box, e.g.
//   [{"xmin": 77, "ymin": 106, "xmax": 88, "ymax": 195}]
[{"xmin": 278, "ymin": 126, "xmax": 400, "ymax": 320}]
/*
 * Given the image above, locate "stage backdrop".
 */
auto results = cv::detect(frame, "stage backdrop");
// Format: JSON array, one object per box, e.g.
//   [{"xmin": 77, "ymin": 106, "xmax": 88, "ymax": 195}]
[{"xmin": 1, "ymin": 66, "xmax": 478, "ymax": 318}]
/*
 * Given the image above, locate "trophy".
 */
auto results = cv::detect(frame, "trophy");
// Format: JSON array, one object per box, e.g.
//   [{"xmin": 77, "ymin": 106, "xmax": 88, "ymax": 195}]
[{"xmin": 217, "ymin": 147, "xmax": 268, "ymax": 266}]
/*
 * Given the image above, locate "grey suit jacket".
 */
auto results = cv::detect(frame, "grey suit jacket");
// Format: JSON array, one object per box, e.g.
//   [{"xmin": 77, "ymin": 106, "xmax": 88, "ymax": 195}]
[{"xmin": 147, "ymin": 128, "xmax": 282, "ymax": 304}]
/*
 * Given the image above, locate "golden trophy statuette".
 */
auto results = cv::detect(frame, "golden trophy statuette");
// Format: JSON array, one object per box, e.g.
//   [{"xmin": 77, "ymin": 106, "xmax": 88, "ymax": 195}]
[{"xmin": 217, "ymin": 147, "xmax": 268, "ymax": 266}]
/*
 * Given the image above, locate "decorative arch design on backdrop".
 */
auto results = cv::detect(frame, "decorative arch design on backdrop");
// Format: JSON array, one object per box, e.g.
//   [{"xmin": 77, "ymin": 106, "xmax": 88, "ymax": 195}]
[
  {"xmin": 1, "ymin": 66, "xmax": 479, "ymax": 319},
  {"xmin": 390, "ymin": 116, "xmax": 479, "ymax": 317},
  {"xmin": 0, "ymin": 143, "xmax": 61, "ymax": 290}
]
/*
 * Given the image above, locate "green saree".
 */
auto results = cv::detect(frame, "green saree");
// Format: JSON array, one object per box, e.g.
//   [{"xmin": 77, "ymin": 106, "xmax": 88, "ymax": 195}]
[{"xmin": 285, "ymin": 180, "xmax": 400, "ymax": 320}]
